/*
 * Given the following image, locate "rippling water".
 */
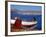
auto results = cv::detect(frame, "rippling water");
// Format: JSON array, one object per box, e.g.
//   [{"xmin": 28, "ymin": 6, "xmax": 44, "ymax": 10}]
[{"xmin": 11, "ymin": 12, "xmax": 42, "ymax": 30}]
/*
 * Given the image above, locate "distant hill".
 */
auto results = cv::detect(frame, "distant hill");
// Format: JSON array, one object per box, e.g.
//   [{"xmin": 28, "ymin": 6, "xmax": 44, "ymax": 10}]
[{"xmin": 11, "ymin": 8, "xmax": 41, "ymax": 15}]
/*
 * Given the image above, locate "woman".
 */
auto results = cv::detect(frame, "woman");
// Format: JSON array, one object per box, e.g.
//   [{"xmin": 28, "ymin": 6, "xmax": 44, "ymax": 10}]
[{"xmin": 13, "ymin": 17, "xmax": 22, "ymax": 29}]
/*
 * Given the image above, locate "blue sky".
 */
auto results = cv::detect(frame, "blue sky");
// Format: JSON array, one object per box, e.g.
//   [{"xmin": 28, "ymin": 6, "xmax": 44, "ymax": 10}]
[
  {"xmin": 11, "ymin": 5, "xmax": 41, "ymax": 11},
  {"xmin": 11, "ymin": 5, "xmax": 42, "ymax": 20}
]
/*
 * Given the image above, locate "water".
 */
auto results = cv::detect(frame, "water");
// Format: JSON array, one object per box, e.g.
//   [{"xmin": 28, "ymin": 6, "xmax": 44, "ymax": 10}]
[{"xmin": 11, "ymin": 12, "xmax": 42, "ymax": 30}]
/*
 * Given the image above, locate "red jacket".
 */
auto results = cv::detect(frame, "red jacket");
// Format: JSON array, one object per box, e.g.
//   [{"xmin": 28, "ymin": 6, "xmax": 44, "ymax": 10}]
[{"xmin": 14, "ymin": 19, "xmax": 22, "ymax": 29}]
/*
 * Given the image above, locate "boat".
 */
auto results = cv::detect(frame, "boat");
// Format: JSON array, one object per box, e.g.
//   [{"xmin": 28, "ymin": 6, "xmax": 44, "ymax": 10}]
[{"xmin": 11, "ymin": 17, "xmax": 37, "ymax": 29}]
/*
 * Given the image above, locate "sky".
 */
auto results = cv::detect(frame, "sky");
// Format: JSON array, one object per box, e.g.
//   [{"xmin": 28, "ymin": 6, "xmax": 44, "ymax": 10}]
[
  {"xmin": 11, "ymin": 5, "xmax": 41, "ymax": 11},
  {"xmin": 11, "ymin": 5, "xmax": 42, "ymax": 20}
]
